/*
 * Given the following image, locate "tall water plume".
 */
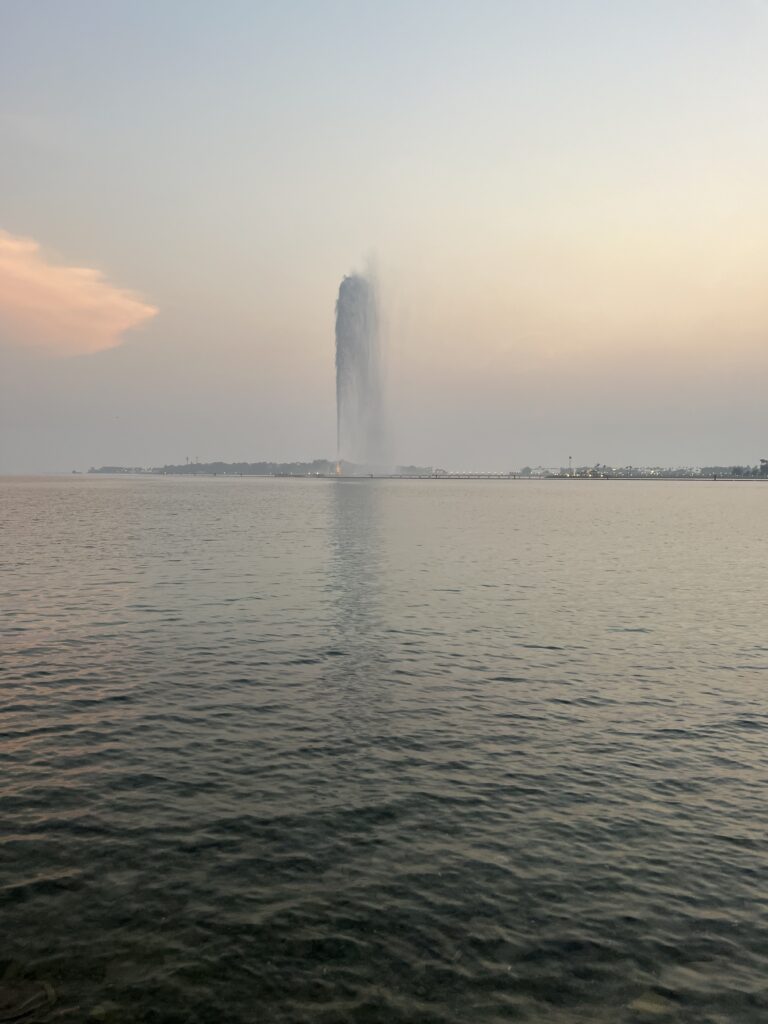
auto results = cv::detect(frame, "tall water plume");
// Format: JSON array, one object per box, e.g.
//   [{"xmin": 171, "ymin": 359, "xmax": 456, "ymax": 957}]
[{"xmin": 335, "ymin": 273, "xmax": 384, "ymax": 470}]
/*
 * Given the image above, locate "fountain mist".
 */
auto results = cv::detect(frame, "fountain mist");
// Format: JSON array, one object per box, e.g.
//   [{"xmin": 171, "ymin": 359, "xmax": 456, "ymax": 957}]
[{"xmin": 335, "ymin": 273, "xmax": 385, "ymax": 471}]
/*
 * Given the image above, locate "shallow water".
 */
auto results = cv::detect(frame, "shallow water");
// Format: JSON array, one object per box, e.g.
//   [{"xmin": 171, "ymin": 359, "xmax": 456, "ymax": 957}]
[{"xmin": 2, "ymin": 476, "xmax": 767, "ymax": 1023}]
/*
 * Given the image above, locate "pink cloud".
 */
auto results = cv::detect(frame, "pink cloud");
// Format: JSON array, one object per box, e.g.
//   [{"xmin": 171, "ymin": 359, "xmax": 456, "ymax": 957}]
[{"xmin": 0, "ymin": 229, "xmax": 157, "ymax": 355}]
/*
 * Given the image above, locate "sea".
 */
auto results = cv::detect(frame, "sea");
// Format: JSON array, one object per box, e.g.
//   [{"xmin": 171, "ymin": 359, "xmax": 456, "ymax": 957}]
[{"xmin": 1, "ymin": 475, "xmax": 767, "ymax": 1023}]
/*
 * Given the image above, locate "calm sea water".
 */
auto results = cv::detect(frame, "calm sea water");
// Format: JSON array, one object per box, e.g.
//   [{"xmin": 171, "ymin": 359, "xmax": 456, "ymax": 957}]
[{"xmin": 2, "ymin": 476, "xmax": 767, "ymax": 1023}]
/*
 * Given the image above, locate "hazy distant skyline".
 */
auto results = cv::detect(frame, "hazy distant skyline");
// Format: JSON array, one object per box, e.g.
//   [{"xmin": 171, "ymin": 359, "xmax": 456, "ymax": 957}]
[{"xmin": 1, "ymin": 0, "xmax": 767, "ymax": 472}]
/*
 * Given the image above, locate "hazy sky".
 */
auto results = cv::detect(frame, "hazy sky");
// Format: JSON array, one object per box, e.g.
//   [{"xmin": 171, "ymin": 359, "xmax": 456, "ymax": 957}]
[{"xmin": 1, "ymin": 0, "xmax": 767, "ymax": 472}]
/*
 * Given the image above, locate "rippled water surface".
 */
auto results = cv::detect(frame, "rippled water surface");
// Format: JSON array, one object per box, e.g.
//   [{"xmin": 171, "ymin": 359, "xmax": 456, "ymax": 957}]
[{"xmin": 2, "ymin": 476, "xmax": 768, "ymax": 1023}]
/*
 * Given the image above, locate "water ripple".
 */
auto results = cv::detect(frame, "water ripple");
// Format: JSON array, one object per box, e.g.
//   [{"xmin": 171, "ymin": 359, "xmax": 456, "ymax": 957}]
[{"xmin": 1, "ymin": 476, "xmax": 767, "ymax": 1022}]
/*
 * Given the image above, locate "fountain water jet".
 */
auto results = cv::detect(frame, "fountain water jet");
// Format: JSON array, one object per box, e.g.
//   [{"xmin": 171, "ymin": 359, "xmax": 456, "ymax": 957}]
[{"xmin": 335, "ymin": 273, "xmax": 385, "ymax": 472}]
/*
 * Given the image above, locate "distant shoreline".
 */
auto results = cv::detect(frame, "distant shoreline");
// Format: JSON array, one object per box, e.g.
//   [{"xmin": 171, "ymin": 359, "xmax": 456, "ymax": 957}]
[{"xmin": 45, "ymin": 472, "xmax": 768, "ymax": 482}]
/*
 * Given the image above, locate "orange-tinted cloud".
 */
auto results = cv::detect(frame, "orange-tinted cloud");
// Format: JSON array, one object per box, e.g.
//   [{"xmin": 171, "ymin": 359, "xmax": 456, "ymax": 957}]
[{"xmin": 0, "ymin": 229, "xmax": 157, "ymax": 355}]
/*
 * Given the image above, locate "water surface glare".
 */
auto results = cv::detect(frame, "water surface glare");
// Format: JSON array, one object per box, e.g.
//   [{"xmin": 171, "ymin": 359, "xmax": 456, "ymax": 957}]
[{"xmin": 2, "ymin": 476, "xmax": 767, "ymax": 1023}]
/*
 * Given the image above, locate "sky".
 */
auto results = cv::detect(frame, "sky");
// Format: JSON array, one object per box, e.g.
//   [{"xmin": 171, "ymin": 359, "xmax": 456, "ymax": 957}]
[{"xmin": 1, "ymin": 0, "xmax": 767, "ymax": 472}]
